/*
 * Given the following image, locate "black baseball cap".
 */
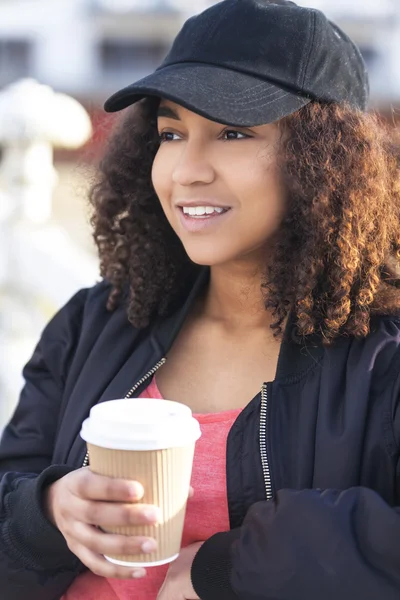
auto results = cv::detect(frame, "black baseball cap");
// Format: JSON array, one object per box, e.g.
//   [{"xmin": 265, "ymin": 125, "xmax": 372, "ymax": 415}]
[{"xmin": 104, "ymin": 0, "xmax": 369, "ymax": 126}]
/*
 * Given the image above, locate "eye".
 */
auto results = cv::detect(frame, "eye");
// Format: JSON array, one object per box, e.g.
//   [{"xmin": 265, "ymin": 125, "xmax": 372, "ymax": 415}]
[
  {"xmin": 222, "ymin": 129, "xmax": 251, "ymax": 141},
  {"xmin": 158, "ymin": 131, "xmax": 181, "ymax": 143}
]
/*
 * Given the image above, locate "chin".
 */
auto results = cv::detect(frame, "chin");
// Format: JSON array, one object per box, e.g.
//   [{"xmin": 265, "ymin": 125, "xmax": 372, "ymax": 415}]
[{"xmin": 181, "ymin": 241, "xmax": 237, "ymax": 267}]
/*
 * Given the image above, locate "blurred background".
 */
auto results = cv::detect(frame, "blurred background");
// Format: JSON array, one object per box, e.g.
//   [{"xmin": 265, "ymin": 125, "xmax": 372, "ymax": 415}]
[{"xmin": 0, "ymin": 0, "xmax": 399, "ymax": 429}]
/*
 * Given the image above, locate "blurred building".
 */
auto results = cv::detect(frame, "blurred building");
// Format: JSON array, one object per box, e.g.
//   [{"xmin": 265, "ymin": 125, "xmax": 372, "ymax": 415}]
[
  {"xmin": 0, "ymin": 0, "xmax": 213, "ymax": 107},
  {"xmin": 0, "ymin": 0, "xmax": 399, "ymax": 114}
]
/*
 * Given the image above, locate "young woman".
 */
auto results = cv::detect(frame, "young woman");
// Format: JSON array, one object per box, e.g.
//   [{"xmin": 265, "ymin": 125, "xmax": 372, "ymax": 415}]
[{"xmin": 1, "ymin": 1, "xmax": 400, "ymax": 599}]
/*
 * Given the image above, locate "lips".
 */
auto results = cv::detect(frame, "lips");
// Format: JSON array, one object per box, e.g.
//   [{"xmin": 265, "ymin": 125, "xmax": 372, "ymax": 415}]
[
  {"xmin": 176, "ymin": 199, "xmax": 231, "ymax": 209},
  {"xmin": 176, "ymin": 205, "xmax": 232, "ymax": 233}
]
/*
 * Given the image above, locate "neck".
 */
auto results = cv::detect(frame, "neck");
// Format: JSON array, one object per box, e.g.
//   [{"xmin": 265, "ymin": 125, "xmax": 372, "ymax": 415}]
[{"xmin": 201, "ymin": 257, "xmax": 274, "ymax": 329}]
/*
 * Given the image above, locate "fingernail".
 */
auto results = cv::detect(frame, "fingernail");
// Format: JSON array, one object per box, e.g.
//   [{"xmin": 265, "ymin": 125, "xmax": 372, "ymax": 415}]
[
  {"xmin": 144, "ymin": 508, "xmax": 161, "ymax": 523},
  {"xmin": 141, "ymin": 540, "xmax": 157, "ymax": 553},
  {"xmin": 128, "ymin": 482, "xmax": 143, "ymax": 499},
  {"xmin": 132, "ymin": 568, "xmax": 146, "ymax": 579}
]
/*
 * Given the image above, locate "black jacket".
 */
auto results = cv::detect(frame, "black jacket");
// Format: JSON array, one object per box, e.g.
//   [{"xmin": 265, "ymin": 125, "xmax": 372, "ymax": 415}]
[{"xmin": 1, "ymin": 270, "xmax": 400, "ymax": 600}]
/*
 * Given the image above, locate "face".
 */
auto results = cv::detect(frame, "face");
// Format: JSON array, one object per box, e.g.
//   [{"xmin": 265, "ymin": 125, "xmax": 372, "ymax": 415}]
[{"xmin": 151, "ymin": 99, "xmax": 286, "ymax": 268}]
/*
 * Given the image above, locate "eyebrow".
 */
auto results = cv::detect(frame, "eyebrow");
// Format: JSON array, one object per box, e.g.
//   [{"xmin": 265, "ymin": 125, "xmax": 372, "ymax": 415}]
[{"xmin": 157, "ymin": 105, "xmax": 181, "ymax": 121}]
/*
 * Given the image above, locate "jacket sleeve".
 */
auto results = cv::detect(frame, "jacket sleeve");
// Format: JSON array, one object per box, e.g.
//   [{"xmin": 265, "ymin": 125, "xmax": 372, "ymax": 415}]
[
  {"xmin": 0, "ymin": 288, "xmax": 90, "ymax": 599},
  {"xmin": 191, "ymin": 486, "xmax": 400, "ymax": 600}
]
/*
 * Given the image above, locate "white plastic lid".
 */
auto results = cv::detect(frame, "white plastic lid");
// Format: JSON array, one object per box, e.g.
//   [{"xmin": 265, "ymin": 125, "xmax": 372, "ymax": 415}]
[{"xmin": 80, "ymin": 398, "xmax": 201, "ymax": 450}]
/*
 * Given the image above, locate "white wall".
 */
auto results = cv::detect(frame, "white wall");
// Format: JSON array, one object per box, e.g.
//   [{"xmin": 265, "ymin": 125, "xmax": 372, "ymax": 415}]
[{"xmin": 0, "ymin": 0, "xmax": 94, "ymax": 91}]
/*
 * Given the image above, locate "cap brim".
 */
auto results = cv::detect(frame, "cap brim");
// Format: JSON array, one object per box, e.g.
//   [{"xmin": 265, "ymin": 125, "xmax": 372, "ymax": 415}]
[{"xmin": 104, "ymin": 62, "xmax": 311, "ymax": 126}]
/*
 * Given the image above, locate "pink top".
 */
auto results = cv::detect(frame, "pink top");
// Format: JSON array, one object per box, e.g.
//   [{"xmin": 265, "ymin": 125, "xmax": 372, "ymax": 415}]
[{"xmin": 62, "ymin": 377, "xmax": 242, "ymax": 600}]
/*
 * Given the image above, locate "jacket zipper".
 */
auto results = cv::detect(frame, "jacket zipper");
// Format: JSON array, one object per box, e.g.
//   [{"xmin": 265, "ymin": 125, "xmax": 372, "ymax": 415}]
[
  {"xmin": 82, "ymin": 360, "xmax": 273, "ymax": 502},
  {"xmin": 81, "ymin": 358, "xmax": 167, "ymax": 468},
  {"xmin": 259, "ymin": 382, "xmax": 273, "ymax": 500}
]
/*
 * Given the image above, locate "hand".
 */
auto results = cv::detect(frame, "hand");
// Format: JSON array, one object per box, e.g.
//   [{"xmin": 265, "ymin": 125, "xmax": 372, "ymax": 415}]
[
  {"xmin": 44, "ymin": 467, "xmax": 163, "ymax": 579},
  {"xmin": 157, "ymin": 541, "xmax": 204, "ymax": 600}
]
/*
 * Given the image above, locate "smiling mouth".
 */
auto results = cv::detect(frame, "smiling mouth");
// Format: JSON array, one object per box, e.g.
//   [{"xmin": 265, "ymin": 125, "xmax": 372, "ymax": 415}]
[
  {"xmin": 179, "ymin": 206, "xmax": 231, "ymax": 219},
  {"xmin": 176, "ymin": 204, "xmax": 232, "ymax": 233}
]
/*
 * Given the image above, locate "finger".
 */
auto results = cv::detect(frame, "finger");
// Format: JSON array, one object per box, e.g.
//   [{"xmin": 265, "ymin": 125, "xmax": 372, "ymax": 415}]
[
  {"xmin": 72, "ymin": 522, "xmax": 158, "ymax": 557},
  {"xmin": 71, "ymin": 468, "xmax": 144, "ymax": 502},
  {"xmin": 77, "ymin": 545, "xmax": 147, "ymax": 580},
  {"xmin": 80, "ymin": 499, "xmax": 161, "ymax": 528},
  {"xmin": 188, "ymin": 486, "xmax": 194, "ymax": 498}
]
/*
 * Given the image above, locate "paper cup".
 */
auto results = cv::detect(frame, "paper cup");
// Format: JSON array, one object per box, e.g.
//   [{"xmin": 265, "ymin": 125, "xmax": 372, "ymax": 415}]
[{"xmin": 80, "ymin": 398, "xmax": 201, "ymax": 567}]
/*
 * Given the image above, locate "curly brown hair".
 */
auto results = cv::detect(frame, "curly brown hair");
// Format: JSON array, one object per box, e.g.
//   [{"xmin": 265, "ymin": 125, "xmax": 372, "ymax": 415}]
[{"xmin": 89, "ymin": 98, "xmax": 400, "ymax": 343}]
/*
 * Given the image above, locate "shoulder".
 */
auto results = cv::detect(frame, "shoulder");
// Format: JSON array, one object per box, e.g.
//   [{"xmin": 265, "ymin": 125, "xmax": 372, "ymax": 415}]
[
  {"xmin": 82, "ymin": 277, "xmax": 113, "ymax": 310},
  {"xmin": 23, "ymin": 279, "xmax": 129, "ymax": 387},
  {"xmin": 80, "ymin": 278, "xmax": 114, "ymax": 321},
  {"xmin": 41, "ymin": 279, "xmax": 113, "ymax": 339},
  {"xmin": 344, "ymin": 314, "xmax": 400, "ymax": 383},
  {"xmin": 34, "ymin": 279, "xmax": 114, "ymax": 365},
  {"xmin": 368, "ymin": 314, "xmax": 400, "ymax": 349},
  {"xmin": 369, "ymin": 313, "xmax": 400, "ymax": 342}
]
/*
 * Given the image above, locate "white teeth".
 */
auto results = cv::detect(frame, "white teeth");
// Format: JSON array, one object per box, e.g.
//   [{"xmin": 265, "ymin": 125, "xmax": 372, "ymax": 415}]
[{"xmin": 182, "ymin": 206, "xmax": 226, "ymax": 217}]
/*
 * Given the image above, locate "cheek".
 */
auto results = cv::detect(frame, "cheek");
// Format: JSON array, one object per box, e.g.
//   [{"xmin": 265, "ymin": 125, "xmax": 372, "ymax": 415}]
[
  {"xmin": 236, "ymin": 162, "xmax": 285, "ymax": 230},
  {"xmin": 151, "ymin": 150, "xmax": 175, "ymax": 218},
  {"xmin": 151, "ymin": 152, "xmax": 167, "ymax": 202}
]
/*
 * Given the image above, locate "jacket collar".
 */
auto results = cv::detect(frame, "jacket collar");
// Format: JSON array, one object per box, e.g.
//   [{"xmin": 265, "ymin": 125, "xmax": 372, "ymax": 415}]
[
  {"xmin": 61, "ymin": 268, "xmax": 323, "ymax": 466},
  {"xmin": 151, "ymin": 267, "xmax": 324, "ymax": 383}
]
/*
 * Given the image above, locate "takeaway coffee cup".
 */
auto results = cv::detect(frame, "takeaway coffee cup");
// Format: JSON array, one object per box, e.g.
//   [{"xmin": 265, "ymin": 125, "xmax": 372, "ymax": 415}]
[{"xmin": 80, "ymin": 398, "xmax": 201, "ymax": 567}]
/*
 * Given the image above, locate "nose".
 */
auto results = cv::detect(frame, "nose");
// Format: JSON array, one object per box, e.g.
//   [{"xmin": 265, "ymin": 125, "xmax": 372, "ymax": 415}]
[{"xmin": 172, "ymin": 142, "xmax": 215, "ymax": 187}]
